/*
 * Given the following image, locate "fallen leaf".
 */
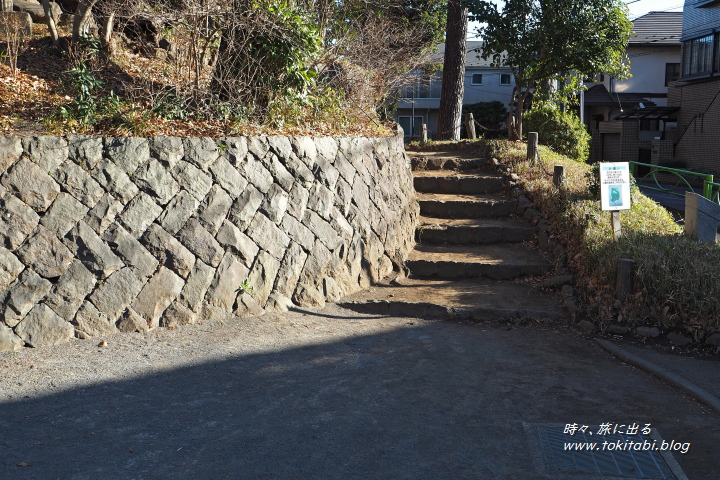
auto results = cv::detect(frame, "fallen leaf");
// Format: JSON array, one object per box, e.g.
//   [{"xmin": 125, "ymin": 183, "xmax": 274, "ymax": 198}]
[{"xmin": 17, "ymin": 462, "xmax": 32, "ymax": 467}]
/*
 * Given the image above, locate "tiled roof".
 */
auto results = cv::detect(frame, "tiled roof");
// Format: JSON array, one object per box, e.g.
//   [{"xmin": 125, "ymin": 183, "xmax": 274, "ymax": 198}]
[
  {"xmin": 615, "ymin": 106, "xmax": 679, "ymax": 119},
  {"xmin": 433, "ymin": 41, "xmax": 507, "ymax": 68},
  {"xmin": 584, "ymin": 84, "xmax": 656, "ymax": 107},
  {"xmin": 630, "ymin": 11, "xmax": 682, "ymax": 45}
]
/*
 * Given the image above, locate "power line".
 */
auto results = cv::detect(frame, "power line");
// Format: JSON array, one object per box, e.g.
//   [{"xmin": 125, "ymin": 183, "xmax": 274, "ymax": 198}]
[
  {"xmin": 630, "ymin": 4, "xmax": 684, "ymax": 20},
  {"xmin": 628, "ymin": 48, "xmax": 680, "ymax": 58}
]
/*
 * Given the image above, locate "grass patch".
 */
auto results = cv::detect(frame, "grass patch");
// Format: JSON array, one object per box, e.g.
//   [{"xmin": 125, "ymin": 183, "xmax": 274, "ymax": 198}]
[{"xmin": 488, "ymin": 139, "xmax": 720, "ymax": 338}]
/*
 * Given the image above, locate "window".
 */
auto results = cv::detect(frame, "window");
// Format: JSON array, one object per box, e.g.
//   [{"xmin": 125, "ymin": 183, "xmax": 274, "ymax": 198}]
[
  {"xmin": 401, "ymin": 71, "xmax": 433, "ymax": 99},
  {"xmin": 639, "ymin": 119, "xmax": 660, "ymax": 131},
  {"xmin": 683, "ymin": 34, "xmax": 714, "ymax": 77},
  {"xmin": 398, "ymin": 116, "xmax": 424, "ymax": 137},
  {"xmin": 500, "ymin": 73, "xmax": 512, "ymax": 85},
  {"xmin": 665, "ymin": 63, "xmax": 681, "ymax": 86},
  {"xmin": 471, "ymin": 73, "xmax": 483, "ymax": 85},
  {"xmin": 402, "ymin": 81, "xmax": 431, "ymax": 99}
]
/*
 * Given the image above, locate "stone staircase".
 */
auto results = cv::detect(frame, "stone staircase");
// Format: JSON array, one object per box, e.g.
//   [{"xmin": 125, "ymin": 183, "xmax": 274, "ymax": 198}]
[{"xmin": 341, "ymin": 149, "xmax": 566, "ymax": 321}]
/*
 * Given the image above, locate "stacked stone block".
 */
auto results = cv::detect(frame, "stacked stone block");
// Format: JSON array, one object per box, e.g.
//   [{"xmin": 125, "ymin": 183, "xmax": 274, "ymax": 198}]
[{"xmin": 0, "ymin": 133, "xmax": 418, "ymax": 350}]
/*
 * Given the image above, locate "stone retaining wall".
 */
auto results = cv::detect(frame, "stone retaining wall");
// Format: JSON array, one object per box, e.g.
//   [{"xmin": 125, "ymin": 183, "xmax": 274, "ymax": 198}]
[{"xmin": 0, "ymin": 133, "xmax": 418, "ymax": 350}]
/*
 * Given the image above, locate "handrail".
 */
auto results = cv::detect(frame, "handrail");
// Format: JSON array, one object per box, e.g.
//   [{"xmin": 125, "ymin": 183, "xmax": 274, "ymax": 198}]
[
  {"xmin": 629, "ymin": 161, "xmax": 714, "ymax": 200},
  {"xmin": 706, "ymin": 181, "xmax": 720, "ymax": 204},
  {"xmin": 674, "ymin": 87, "xmax": 720, "ymax": 147}
]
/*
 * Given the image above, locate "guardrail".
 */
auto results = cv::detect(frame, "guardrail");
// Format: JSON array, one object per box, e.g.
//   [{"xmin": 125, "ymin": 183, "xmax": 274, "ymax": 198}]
[
  {"xmin": 706, "ymin": 180, "xmax": 720, "ymax": 204},
  {"xmin": 629, "ymin": 161, "xmax": 714, "ymax": 200}
]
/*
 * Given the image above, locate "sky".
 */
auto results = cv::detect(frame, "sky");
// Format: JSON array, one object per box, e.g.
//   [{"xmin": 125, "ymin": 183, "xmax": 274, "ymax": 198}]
[{"xmin": 467, "ymin": 0, "xmax": 685, "ymax": 39}]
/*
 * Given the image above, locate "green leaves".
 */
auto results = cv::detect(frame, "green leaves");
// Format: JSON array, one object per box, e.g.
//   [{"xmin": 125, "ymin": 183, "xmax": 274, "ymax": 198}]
[
  {"xmin": 213, "ymin": 0, "xmax": 322, "ymax": 107},
  {"xmin": 61, "ymin": 61, "xmax": 104, "ymax": 125},
  {"xmin": 54, "ymin": 61, "xmax": 127, "ymax": 129},
  {"xmin": 248, "ymin": 0, "xmax": 321, "ymax": 93},
  {"xmin": 524, "ymin": 105, "xmax": 590, "ymax": 161},
  {"xmin": 468, "ymin": 0, "xmax": 632, "ymax": 85},
  {"xmin": 467, "ymin": 0, "xmax": 632, "ymax": 137}
]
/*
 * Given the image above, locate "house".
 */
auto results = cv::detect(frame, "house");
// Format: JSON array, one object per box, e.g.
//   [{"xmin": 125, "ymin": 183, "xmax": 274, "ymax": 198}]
[
  {"xmin": 661, "ymin": 0, "xmax": 720, "ymax": 175},
  {"xmin": 394, "ymin": 41, "xmax": 514, "ymax": 139},
  {"xmin": 587, "ymin": 11, "xmax": 683, "ymax": 163}
]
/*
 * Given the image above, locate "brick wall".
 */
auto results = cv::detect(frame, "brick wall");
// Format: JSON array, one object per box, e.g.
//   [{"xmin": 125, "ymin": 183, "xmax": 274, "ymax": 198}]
[{"xmin": 669, "ymin": 80, "xmax": 720, "ymax": 126}]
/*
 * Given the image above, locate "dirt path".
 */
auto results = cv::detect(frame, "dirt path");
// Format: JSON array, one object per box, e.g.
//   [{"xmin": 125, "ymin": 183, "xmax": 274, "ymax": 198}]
[{"xmin": 1, "ymin": 306, "xmax": 718, "ymax": 479}]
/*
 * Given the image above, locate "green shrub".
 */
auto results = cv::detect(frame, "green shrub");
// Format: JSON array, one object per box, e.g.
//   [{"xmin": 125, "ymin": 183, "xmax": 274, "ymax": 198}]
[
  {"xmin": 49, "ymin": 61, "xmax": 130, "ymax": 133},
  {"xmin": 461, "ymin": 101, "xmax": 507, "ymax": 138},
  {"xmin": 212, "ymin": 0, "xmax": 321, "ymax": 108},
  {"xmin": 524, "ymin": 106, "xmax": 590, "ymax": 161}
]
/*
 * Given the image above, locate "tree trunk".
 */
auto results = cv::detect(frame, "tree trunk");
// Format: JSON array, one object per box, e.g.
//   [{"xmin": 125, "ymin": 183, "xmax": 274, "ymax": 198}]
[
  {"xmin": 39, "ymin": 0, "xmax": 60, "ymax": 46},
  {"xmin": 516, "ymin": 86, "xmax": 534, "ymax": 140},
  {"xmin": 514, "ymin": 102, "xmax": 523, "ymax": 140},
  {"xmin": 100, "ymin": 12, "xmax": 115, "ymax": 53},
  {"xmin": 1, "ymin": 0, "xmax": 13, "ymax": 12},
  {"xmin": 73, "ymin": 0, "xmax": 98, "ymax": 41},
  {"xmin": 507, "ymin": 84, "xmax": 529, "ymax": 141},
  {"xmin": 436, "ymin": 0, "xmax": 467, "ymax": 141},
  {"xmin": 508, "ymin": 85, "xmax": 519, "ymax": 140}
]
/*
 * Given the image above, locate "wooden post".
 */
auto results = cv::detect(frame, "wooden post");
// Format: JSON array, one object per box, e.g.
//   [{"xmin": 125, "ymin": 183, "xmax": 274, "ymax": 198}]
[
  {"xmin": 553, "ymin": 165, "xmax": 565, "ymax": 188},
  {"xmin": 611, "ymin": 211, "xmax": 622, "ymax": 240},
  {"xmin": 527, "ymin": 132, "xmax": 538, "ymax": 163},
  {"xmin": 616, "ymin": 258, "xmax": 635, "ymax": 301},
  {"xmin": 420, "ymin": 123, "xmax": 428, "ymax": 144},
  {"xmin": 464, "ymin": 113, "xmax": 476, "ymax": 140}
]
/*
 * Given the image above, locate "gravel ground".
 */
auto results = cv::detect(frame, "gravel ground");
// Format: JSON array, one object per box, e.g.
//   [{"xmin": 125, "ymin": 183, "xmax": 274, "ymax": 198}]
[{"xmin": 1, "ymin": 305, "xmax": 719, "ymax": 480}]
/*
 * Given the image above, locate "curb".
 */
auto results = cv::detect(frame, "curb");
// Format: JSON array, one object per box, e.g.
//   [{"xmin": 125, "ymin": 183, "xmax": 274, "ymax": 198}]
[{"xmin": 596, "ymin": 338, "xmax": 720, "ymax": 416}]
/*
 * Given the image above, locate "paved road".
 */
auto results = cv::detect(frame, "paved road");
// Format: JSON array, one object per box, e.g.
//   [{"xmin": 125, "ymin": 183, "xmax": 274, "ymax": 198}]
[
  {"xmin": 1, "ymin": 306, "xmax": 719, "ymax": 480},
  {"xmin": 635, "ymin": 181, "xmax": 708, "ymax": 216}
]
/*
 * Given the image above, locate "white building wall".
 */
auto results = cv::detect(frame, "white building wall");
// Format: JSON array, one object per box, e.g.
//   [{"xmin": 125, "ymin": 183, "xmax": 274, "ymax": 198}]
[
  {"xmin": 614, "ymin": 46, "xmax": 681, "ymax": 96},
  {"xmin": 395, "ymin": 67, "xmax": 514, "ymax": 138},
  {"xmin": 462, "ymin": 68, "xmax": 515, "ymax": 106}
]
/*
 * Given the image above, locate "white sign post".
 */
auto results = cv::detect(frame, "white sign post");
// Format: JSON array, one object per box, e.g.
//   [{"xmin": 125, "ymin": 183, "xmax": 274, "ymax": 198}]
[{"xmin": 599, "ymin": 162, "xmax": 631, "ymax": 239}]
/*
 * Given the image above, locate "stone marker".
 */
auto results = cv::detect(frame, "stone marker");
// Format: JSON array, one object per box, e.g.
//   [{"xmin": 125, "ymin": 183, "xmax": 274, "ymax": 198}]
[{"xmin": 685, "ymin": 191, "xmax": 720, "ymax": 242}]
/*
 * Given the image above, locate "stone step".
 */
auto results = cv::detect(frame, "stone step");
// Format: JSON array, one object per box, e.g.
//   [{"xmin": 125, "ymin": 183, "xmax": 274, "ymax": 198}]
[
  {"xmin": 418, "ymin": 192, "xmax": 516, "ymax": 218},
  {"xmin": 338, "ymin": 278, "xmax": 566, "ymax": 321},
  {"xmin": 413, "ymin": 170, "xmax": 504, "ymax": 194},
  {"xmin": 417, "ymin": 216, "xmax": 536, "ymax": 244},
  {"xmin": 406, "ymin": 244, "xmax": 552, "ymax": 279},
  {"xmin": 409, "ymin": 152, "xmax": 488, "ymax": 171}
]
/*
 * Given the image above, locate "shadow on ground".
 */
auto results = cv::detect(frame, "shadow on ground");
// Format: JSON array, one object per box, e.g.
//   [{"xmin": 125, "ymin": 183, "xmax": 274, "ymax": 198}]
[{"xmin": 1, "ymin": 316, "xmax": 719, "ymax": 480}]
